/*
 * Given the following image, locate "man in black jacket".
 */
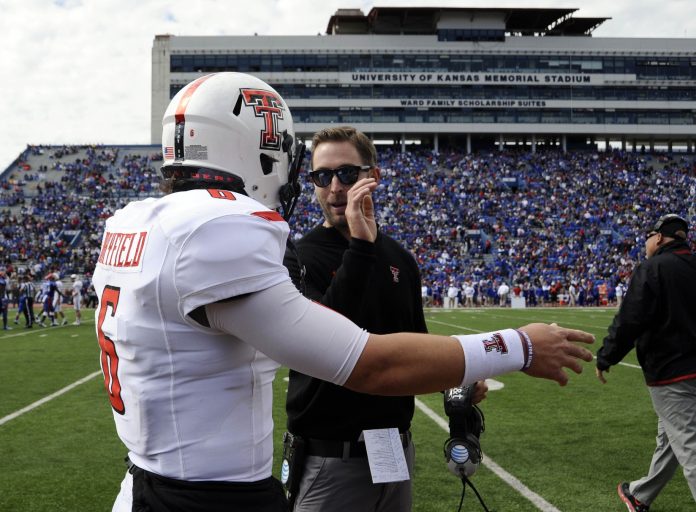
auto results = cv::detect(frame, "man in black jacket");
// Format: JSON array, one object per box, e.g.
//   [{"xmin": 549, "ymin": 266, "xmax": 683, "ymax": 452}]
[
  {"xmin": 596, "ymin": 213, "xmax": 696, "ymax": 511},
  {"xmin": 284, "ymin": 126, "xmax": 485, "ymax": 511}
]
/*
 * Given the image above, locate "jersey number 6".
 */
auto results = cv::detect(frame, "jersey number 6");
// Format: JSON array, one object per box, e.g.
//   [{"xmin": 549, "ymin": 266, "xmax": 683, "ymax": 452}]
[{"xmin": 97, "ymin": 286, "xmax": 125, "ymax": 415}]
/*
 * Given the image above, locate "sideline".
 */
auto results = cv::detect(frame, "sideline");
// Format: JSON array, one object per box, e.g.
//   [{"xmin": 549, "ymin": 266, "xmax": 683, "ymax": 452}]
[
  {"xmin": 0, "ymin": 370, "xmax": 102, "ymax": 426},
  {"xmin": 415, "ymin": 398, "xmax": 562, "ymax": 512}
]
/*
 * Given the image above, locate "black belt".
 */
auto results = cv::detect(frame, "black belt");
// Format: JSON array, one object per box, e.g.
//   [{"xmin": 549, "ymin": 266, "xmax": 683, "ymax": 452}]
[{"xmin": 304, "ymin": 431, "xmax": 411, "ymax": 459}]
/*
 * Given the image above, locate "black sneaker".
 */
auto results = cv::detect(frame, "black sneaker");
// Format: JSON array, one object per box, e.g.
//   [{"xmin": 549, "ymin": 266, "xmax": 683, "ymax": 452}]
[{"xmin": 618, "ymin": 482, "xmax": 649, "ymax": 512}]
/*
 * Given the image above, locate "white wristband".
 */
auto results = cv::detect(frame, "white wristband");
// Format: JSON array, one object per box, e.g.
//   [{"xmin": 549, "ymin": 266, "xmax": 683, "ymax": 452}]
[{"xmin": 452, "ymin": 328, "xmax": 526, "ymax": 387}]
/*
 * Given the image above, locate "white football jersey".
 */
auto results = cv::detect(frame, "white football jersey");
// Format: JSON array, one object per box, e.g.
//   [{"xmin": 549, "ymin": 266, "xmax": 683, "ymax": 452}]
[
  {"xmin": 54, "ymin": 280, "xmax": 63, "ymax": 306},
  {"xmin": 92, "ymin": 189, "xmax": 290, "ymax": 482}
]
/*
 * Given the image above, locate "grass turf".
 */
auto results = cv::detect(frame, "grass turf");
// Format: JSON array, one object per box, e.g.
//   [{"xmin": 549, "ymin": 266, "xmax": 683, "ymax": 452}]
[{"xmin": 0, "ymin": 307, "xmax": 693, "ymax": 511}]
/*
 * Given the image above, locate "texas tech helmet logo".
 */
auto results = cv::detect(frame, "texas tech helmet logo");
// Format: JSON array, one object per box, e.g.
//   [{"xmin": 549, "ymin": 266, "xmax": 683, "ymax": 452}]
[{"xmin": 240, "ymin": 88, "xmax": 285, "ymax": 151}]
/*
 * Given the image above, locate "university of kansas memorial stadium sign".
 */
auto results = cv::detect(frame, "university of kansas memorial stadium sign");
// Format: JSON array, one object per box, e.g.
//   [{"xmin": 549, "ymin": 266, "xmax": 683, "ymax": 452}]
[{"xmin": 344, "ymin": 72, "xmax": 633, "ymax": 85}]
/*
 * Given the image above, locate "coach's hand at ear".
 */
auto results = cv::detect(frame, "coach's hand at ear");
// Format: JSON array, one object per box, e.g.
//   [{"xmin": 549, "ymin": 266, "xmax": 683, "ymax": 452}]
[
  {"xmin": 345, "ymin": 177, "xmax": 378, "ymax": 242},
  {"xmin": 519, "ymin": 323, "xmax": 595, "ymax": 386}
]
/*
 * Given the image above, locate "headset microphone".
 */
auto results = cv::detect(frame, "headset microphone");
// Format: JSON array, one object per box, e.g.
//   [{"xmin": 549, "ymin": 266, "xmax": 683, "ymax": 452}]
[{"xmin": 443, "ymin": 385, "xmax": 490, "ymax": 512}]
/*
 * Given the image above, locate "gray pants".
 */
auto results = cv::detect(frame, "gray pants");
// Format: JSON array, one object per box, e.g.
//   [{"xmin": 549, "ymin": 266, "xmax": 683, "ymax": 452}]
[
  {"xmin": 629, "ymin": 379, "xmax": 696, "ymax": 505},
  {"xmin": 293, "ymin": 441, "xmax": 415, "ymax": 512}
]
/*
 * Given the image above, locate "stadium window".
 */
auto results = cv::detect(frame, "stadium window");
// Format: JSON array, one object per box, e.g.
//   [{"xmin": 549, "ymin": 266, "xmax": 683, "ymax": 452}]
[
  {"xmin": 226, "ymin": 55, "xmax": 238, "ymax": 71},
  {"xmin": 170, "ymin": 55, "xmax": 183, "ymax": 72},
  {"xmin": 449, "ymin": 113, "xmax": 472, "ymax": 123},
  {"xmin": 473, "ymin": 112, "xmax": 495, "ymax": 123},
  {"xmin": 193, "ymin": 55, "xmax": 206, "ymax": 70},
  {"xmin": 615, "ymin": 58, "xmax": 626, "ymax": 74},
  {"xmin": 404, "ymin": 114, "xmax": 423, "ymax": 123},
  {"xmin": 518, "ymin": 113, "xmax": 540, "ymax": 123},
  {"xmin": 182, "ymin": 55, "xmax": 195, "ymax": 72},
  {"xmin": 579, "ymin": 60, "xmax": 602, "ymax": 71}
]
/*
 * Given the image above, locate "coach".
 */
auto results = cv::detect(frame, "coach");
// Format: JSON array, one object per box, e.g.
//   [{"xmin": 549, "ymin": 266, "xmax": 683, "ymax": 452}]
[{"xmin": 596, "ymin": 213, "xmax": 696, "ymax": 510}]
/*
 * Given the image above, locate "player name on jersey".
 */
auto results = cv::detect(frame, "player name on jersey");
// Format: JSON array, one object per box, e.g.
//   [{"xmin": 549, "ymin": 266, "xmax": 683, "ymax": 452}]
[{"xmin": 97, "ymin": 231, "xmax": 148, "ymax": 270}]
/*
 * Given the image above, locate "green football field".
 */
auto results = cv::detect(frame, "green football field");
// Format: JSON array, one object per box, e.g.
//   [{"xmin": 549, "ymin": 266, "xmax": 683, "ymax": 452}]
[{"xmin": 0, "ymin": 307, "xmax": 692, "ymax": 511}]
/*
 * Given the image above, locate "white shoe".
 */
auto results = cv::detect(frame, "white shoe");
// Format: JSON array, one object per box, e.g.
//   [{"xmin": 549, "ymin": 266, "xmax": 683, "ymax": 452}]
[{"xmin": 72, "ymin": 321, "xmax": 81, "ymax": 326}]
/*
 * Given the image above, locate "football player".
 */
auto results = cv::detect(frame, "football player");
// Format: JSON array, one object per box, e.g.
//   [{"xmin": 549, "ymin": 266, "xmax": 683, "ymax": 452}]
[
  {"xmin": 70, "ymin": 274, "xmax": 83, "ymax": 325},
  {"xmin": 94, "ymin": 72, "xmax": 594, "ymax": 512},
  {"xmin": 52, "ymin": 273, "xmax": 68, "ymax": 326},
  {"xmin": 36, "ymin": 273, "xmax": 57, "ymax": 327}
]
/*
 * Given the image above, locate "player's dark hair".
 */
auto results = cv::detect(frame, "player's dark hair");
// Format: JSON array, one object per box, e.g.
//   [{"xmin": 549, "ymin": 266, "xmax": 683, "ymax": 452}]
[
  {"xmin": 311, "ymin": 126, "xmax": 377, "ymax": 169},
  {"xmin": 159, "ymin": 166, "xmax": 248, "ymax": 196}
]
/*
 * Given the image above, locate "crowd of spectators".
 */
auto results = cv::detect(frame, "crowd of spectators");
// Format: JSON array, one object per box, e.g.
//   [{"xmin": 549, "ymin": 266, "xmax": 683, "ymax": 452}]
[
  {"xmin": 0, "ymin": 145, "xmax": 161, "ymax": 285},
  {"xmin": 290, "ymin": 146, "xmax": 696, "ymax": 307},
  {"xmin": 1, "ymin": 143, "xmax": 694, "ymax": 308}
]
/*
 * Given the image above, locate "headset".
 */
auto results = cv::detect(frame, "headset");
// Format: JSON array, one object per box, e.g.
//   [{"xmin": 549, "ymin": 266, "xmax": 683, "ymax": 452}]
[
  {"xmin": 443, "ymin": 385, "xmax": 490, "ymax": 511},
  {"xmin": 443, "ymin": 386, "xmax": 484, "ymax": 477}
]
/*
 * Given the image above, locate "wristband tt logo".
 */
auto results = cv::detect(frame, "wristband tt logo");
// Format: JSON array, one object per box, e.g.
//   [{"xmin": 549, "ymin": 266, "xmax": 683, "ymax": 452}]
[
  {"xmin": 97, "ymin": 285, "xmax": 125, "ymax": 414},
  {"xmin": 482, "ymin": 333, "xmax": 508, "ymax": 354}
]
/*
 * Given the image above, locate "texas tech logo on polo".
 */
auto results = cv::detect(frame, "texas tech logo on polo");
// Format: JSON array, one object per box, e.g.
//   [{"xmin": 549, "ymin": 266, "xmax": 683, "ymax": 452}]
[
  {"xmin": 482, "ymin": 333, "xmax": 508, "ymax": 354},
  {"xmin": 97, "ymin": 230, "xmax": 148, "ymax": 271},
  {"xmin": 240, "ymin": 88, "xmax": 285, "ymax": 151}
]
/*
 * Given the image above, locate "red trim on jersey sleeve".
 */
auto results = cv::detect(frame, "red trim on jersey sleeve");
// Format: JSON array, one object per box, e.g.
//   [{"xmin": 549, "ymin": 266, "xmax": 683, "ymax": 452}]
[{"xmin": 251, "ymin": 211, "xmax": 285, "ymax": 222}]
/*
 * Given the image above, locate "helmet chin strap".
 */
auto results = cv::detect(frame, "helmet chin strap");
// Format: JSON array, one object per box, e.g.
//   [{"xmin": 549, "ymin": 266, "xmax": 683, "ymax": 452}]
[{"xmin": 280, "ymin": 142, "xmax": 306, "ymax": 222}]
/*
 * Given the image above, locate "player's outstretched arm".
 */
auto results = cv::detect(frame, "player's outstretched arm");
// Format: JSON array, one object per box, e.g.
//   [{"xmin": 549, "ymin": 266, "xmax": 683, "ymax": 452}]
[
  {"xmin": 345, "ymin": 324, "xmax": 594, "ymax": 395},
  {"xmin": 205, "ymin": 281, "xmax": 594, "ymax": 396}
]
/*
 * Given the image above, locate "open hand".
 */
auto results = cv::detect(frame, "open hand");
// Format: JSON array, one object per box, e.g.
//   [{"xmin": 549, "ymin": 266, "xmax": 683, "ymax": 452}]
[{"xmin": 518, "ymin": 323, "xmax": 595, "ymax": 386}]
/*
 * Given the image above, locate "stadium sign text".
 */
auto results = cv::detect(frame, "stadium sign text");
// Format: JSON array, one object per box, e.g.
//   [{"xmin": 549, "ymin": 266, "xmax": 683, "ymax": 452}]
[
  {"xmin": 345, "ymin": 72, "xmax": 625, "ymax": 86},
  {"xmin": 399, "ymin": 99, "xmax": 546, "ymax": 107}
]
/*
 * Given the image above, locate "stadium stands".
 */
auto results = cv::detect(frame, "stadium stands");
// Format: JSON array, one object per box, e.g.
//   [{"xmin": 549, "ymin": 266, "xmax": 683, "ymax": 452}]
[{"xmin": 1, "ymin": 144, "xmax": 694, "ymax": 307}]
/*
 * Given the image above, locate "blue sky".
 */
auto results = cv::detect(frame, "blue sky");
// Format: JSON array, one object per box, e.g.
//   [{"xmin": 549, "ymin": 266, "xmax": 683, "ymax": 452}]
[{"xmin": 0, "ymin": 0, "xmax": 693, "ymax": 170}]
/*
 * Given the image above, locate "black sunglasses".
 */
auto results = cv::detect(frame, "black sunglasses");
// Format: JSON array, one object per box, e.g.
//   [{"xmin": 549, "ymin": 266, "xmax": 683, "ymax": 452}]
[{"xmin": 308, "ymin": 164, "xmax": 371, "ymax": 188}]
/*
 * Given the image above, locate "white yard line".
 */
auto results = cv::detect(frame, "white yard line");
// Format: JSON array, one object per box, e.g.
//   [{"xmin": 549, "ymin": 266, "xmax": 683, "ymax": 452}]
[
  {"xmin": 452, "ymin": 310, "xmax": 611, "ymax": 331},
  {"xmin": 0, "ymin": 319, "xmax": 94, "ymax": 341},
  {"xmin": 415, "ymin": 398, "xmax": 562, "ymax": 512},
  {"xmin": 0, "ymin": 370, "xmax": 102, "ymax": 426}
]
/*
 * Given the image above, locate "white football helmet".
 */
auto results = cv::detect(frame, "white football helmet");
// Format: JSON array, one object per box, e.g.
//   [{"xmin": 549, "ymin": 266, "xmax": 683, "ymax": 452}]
[{"xmin": 161, "ymin": 72, "xmax": 304, "ymax": 214}]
